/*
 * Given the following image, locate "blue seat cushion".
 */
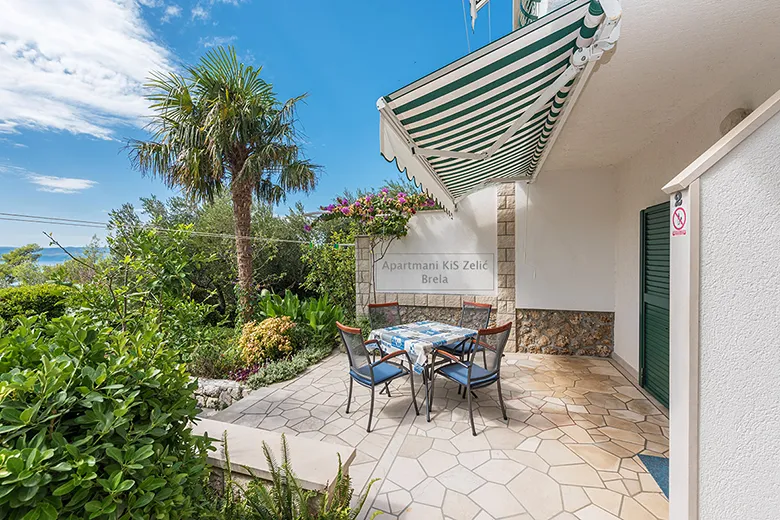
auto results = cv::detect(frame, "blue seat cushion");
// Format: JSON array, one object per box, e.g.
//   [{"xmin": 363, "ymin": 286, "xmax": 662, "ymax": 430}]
[
  {"xmin": 351, "ymin": 361, "xmax": 404, "ymax": 385},
  {"xmin": 439, "ymin": 338, "xmax": 482, "ymax": 355},
  {"xmin": 437, "ymin": 362, "xmax": 497, "ymax": 387}
]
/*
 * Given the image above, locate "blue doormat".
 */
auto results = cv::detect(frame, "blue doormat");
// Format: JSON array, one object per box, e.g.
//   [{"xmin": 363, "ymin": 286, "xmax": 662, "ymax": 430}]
[{"xmin": 638, "ymin": 454, "xmax": 669, "ymax": 498}]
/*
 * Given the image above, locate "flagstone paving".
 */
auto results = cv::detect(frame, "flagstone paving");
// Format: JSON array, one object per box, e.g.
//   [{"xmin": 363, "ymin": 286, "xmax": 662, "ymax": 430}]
[{"xmin": 211, "ymin": 353, "xmax": 669, "ymax": 520}]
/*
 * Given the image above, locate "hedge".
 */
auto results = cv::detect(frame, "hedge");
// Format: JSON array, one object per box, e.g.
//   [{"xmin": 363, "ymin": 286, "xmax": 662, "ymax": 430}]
[
  {"xmin": 0, "ymin": 315, "xmax": 211, "ymax": 519},
  {"xmin": 0, "ymin": 284, "xmax": 73, "ymax": 321}
]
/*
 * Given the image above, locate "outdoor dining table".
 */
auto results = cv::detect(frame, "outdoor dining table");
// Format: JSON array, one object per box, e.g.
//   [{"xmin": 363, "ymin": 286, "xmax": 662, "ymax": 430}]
[{"xmin": 368, "ymin": 320, "xmax": 478, "ymax": 421}]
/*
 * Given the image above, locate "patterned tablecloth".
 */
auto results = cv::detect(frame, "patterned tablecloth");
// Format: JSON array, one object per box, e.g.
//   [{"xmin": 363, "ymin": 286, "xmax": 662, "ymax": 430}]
[{"xmin": 369, "ymin": 321, "xmax": 478, "ymax": 373}]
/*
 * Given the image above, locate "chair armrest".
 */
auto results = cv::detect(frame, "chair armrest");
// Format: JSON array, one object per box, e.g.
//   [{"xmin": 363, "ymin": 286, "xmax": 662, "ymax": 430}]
[
  {"xmin": 432, "ymin": 348, "xmax": 469, "ymax": 367},
  {"xmin": 366, "ymin": 338, "xmax": 388, "ymax": 356},
  {"xmin": 372, "ymin": 350, "xmax": 407, "ymax": 366}
]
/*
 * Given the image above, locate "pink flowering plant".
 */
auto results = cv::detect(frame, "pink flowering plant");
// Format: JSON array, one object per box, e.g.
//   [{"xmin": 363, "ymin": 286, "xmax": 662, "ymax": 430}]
[
  {"xmin": 313, "ymin": 188, "xmax": 436, "ymax": 302},
  {"xmin": 319, "ymin": 189, "xmax": 433, "ymax": 237}
]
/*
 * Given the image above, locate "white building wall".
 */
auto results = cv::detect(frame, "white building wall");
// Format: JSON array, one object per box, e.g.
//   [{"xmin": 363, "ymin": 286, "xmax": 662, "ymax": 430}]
[
  {"xmin": 515, "ymin": 169, "xmax": 616, "ymax": 311},
  {"xmin": 697, "ymin": 111, "xmax": 780, "ymax": 519},
  {"xmin": 378, "ymin": 186, "xmax": 498, "ymax": 296},
  {"xmin": 611, "ymin": 80, "xmax": 776, "ymax": 372}
]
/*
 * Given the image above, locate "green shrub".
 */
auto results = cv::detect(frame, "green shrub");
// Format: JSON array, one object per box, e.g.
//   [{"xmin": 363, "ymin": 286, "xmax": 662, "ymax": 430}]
[
  {"xmin": 0, "ymin": 316, "xmax": 211, "ymax": 520},
  {"xmin": 187, "ymin": 328, "xmax": 243, "ymax": 379},
  {"xmin": 255, "ymin": 290, "xmax": 344, "ymax": 339},
  {"xmin": 301, "ymin": 229, "xmax": 357, "ymax": 321},
  {"xmin": 255, "ymin": 290, "xmax": 306, "ymax": 323},
  {"xmin": 239, "ymin": 317, "xmax": 298, "ymax": 365},
  {"xmin": 245, "ymin": 339, "xmax": 334, "ymax": 389},
  {"xmin": 0, "ymin": 284, "xmax": 73, "ymax": 321},
  {"xmin": 194, "ymin": 434, "xmax": 379, "ymax": 520}
]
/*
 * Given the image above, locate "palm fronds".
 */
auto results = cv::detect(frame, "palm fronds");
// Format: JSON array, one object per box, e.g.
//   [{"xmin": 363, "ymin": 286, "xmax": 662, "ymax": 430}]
[{"xmin": 129, "ymin": 45, "xmax": 319, "ymax": 205}]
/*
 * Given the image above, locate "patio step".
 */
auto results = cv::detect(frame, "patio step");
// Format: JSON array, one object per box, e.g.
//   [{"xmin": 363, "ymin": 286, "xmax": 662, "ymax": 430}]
[{"xmin": 192, "ymin": 418, "xmax": 356, "ymax": 492}]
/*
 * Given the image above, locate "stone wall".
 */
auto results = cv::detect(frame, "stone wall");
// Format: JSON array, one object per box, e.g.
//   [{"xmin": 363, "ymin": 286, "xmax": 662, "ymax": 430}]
[
  {"xmin": 496, "ymin": 183, "xmax": 518, "ymax": 351},
  {"xmin": 196, "ymin": 378, "xmax": 247, "ymax": 410},
  {"xmin": 515, "ymin": 309, "xmax": 614, "ymax": 357},
  {"xmin": 398, "ymin": 305, "xmax": 498, "ymax": 327}
]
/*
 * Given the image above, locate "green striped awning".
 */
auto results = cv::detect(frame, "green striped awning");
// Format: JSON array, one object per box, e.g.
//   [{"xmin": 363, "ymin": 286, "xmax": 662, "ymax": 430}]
[{"xmin": 378, "ymin": 0, "xmax": 620, "ymax": 213}]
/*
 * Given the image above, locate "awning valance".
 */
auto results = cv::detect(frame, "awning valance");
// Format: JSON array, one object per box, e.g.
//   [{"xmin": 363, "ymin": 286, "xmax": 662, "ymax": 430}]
[{"xmin": 379, "ymin": 0, "xmax": 621, "ymax": 213}]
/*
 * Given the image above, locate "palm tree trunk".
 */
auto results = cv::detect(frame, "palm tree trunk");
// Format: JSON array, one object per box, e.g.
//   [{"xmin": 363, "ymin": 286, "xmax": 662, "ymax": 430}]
[{"xmin": 232, "ymin": 179, "xmax": 254, "ymax": 322}]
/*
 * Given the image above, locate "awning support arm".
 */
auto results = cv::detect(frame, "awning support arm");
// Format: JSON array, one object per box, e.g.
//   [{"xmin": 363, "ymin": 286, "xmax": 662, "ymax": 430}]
[{"xmin": 378, "ymin": 101, "xmax": 459, "ymax": 206}]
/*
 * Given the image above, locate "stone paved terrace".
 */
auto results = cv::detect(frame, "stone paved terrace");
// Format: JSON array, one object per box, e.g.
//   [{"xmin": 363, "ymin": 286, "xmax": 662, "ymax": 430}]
[{"xmin": 209, "ymin": 353, "xmax": 669, "ymax": 520}]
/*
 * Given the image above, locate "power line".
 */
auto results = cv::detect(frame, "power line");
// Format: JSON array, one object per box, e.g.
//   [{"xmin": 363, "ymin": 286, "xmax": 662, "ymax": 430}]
[
  {"xmin": 0, "ymin": 212, "xmax": 105, "ymax": 225},
  {"xmin": 0, "ymin": 213, "xmax": 355, "ymax": 248},
  {"xmin": 461, "ymin": 0, "xmax": 472, "ymax": 52},
  {"xmin": 0, "ymin": 216, "xmax": 105, "ymax": 229}
]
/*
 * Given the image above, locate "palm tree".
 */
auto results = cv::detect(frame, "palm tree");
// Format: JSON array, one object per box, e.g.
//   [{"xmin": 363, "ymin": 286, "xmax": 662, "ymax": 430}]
[{"xmin": 130, "ymin": 47, "xmax": 318, "ymax": 321}]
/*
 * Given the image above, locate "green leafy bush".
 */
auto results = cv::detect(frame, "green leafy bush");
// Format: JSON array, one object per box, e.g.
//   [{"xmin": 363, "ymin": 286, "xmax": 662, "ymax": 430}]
[
  {"xmin": 0, "ymin": 284, "xmax": 73, "ymax": 321},
  {"xmin": 0, "ymin": 316, "xmax": 211, "ymax": 520},
  {"xmin": 187, "ymin": 328, "xmax": 243, "ymax": 379},
  {"xmin": 239, "ymin": 317, "xmax": 298, "ymax": 365},
  {"xmin": 195, "ymin": 435, "xmax": 379, "ymax": 520},
  {"xmin": 255, "ymin": 290, "xmax": 343, "ymax": 339},
  {"xmin": 301, "ymin": 229, "xmax": 357, "ymax": 321},
  {"xmin": 245, "ymin": 340, "xmax": 333, "ymax": 389}
]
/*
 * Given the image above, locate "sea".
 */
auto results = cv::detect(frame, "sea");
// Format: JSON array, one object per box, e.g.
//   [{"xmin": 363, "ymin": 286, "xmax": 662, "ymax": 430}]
[{"xmin": 0, "ymin": 247, "xmax": 106, "ymax": 266}]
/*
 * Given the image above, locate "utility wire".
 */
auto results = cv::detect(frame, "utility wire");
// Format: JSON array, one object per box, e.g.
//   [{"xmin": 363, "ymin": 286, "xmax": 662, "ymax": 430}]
[
  {"xmin": 0, "ymin": 213, "xmax": 355, "ymax": 248},
  {"xmin": 0, "ymin": 212, "xmax": 104, "ymax": 225},
  {"xmin": 488, "ymin": 0, "xmax": 492, "ymax": 42},
  {"xmin": 461, "ymin": 0, "xmax": 472, "ymax": 52}
]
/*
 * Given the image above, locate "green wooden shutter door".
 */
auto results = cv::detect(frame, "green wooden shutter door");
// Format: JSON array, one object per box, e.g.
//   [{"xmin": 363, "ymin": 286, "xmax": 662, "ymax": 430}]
[{"xmin": 640, "ymin": 202, "xmax": 670, "ymax": 408}]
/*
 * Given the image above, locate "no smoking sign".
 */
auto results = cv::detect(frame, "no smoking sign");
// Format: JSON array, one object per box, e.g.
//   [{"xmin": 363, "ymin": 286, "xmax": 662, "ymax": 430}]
[{"xmin": 672, "ymin": 193, "xmax": 687, "ymax": 237}]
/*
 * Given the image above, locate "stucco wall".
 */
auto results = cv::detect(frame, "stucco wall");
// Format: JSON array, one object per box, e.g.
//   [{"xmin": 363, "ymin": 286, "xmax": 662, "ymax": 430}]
[
  {"xmin": 611, "ymin": 80, "xmax": 778, "ymax": 371},
  {"xmin": 383, "ymin": 185, "xmax": 497, "ymax": 279},
  {"xmin": 357, "ymin": 186, "xmax": 500, "ymax": 317},
  {"xmin": 515, "ymin": 169, "xmax": 616, "ymax": 312},
  {"xmin": 697, "ymin": 111, "xmax": 780, "ymax": 519}
]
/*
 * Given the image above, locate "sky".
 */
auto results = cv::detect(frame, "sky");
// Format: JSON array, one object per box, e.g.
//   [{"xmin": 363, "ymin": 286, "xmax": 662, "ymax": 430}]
[{"xmin": 0, "ymin": 0, "xmax": 513, "ymax": 246}]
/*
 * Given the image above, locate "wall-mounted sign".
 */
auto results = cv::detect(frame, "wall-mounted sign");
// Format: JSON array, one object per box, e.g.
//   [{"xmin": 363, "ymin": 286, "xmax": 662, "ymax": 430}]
[
  {"xmin": 375, "ymin": 253, "xmax": 495, "ymax": 294},
  {"xmin": 672, "ymin": 191, "xmax": 688, "ymax": 237}
]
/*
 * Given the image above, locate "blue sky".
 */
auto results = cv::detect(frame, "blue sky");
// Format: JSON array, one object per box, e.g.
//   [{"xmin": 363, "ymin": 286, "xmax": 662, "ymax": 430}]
[{"xmin": 0, "ymin": 0, "xmax": 511, "ymax": 246}]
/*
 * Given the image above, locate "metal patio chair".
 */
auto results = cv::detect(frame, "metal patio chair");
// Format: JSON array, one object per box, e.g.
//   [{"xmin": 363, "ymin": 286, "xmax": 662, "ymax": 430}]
[
  {"xmin": 367, "ymin": 301, "xmax": 402, "ymax": 330},
  {"xmin": 337, "ymin": 322, "xmax": 419, "ymax": 433},
  {"xmin": 446, "ymin": 301, "xmax": 492, "ymax": 360},
  {"xmin": 430, "ymin": 321, "xmax": 512, "ymax": 436}
]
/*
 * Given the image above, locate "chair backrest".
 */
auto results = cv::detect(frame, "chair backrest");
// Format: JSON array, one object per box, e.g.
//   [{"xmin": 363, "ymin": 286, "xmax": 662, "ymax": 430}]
[
  {"xmin": 336, "ymin": 322, "xmax": 371, "ymax": 373},
  {"xmin": 468, "ymin": 321, "xmax": 512, "ymax": 376},
  {"xmin": 460, "ymin": 301, "xmax": 492, "ymax": 330},
  {"xmin": 368, "ymin": 301, "xmax": 402, "ymax": 330}
]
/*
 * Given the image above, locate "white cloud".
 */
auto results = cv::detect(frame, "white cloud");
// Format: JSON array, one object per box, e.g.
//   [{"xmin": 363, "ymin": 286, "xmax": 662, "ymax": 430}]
[
  {"xmin": 191, "ymin": 0, "xmax": 245, "ymax": 22},
  {"xmin": 191, "ymin": 5, "xmax": 209, "ymax": 20},
  {"xmin": 0, "ymin": 0, "xmax": 173, "ymax": 140},
  {"xmin": 162, "ymin": 4, "xmax": 182, "ymax": 22},
  {"xmin": 28, "ymin": 174, "xmax": 98, "ymax": 194},
  {"xmin": 200, "ymin": 35, "xmax": 237, "ymax": 48}
]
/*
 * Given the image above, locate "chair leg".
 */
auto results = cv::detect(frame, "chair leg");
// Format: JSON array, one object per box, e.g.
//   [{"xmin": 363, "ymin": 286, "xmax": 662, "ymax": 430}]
[
  {"xmin": 367, "ymin": 386, "xmax": 375, "ymax": 433},
  {"xmin": 346, "ymin": 377, "xmax": 353, "ymax": 414},
  {"xmin": 496, "ymin": 378, "xmax": 507, "ymax": 421},
  {"xmin": 408, "ymin": 371, "xmax": 419, "ymax": 416},
  {"xmin": 424, "ymin": 368, "xmax": 431, "ymax": 422},
  {"xmin": 467, "ymin": 382, "xmax": 477, "ymax": 436},
  {"xmin": 429, "ymin": 369, "xmax": 436, "ymax": 412},
  {"xmin": 384, "ymin": 383, "xmax": 391, "ymax": 397}
]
